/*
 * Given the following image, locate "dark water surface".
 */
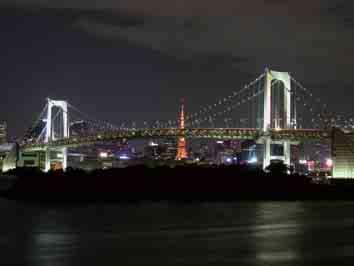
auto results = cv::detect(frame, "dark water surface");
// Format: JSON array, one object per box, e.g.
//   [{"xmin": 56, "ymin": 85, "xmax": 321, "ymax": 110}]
[{"xmin": 1, "ymin": 200, "xmax": 354, "ymax": 266}]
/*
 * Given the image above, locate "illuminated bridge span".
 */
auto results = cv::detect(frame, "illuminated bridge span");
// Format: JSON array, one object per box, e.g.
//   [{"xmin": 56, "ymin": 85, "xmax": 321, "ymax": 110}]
[
  {"xmin": 22, "ymin": 128, "xmax": 330, "ymax": 151},
  {"xmin": 3, "ymin": 68, "xmax": 354, "ymax": 177}
]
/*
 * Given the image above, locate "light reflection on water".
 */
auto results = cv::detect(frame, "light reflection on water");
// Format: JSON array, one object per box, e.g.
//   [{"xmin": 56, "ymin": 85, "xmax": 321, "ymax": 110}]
[
  {"xmin": 1, "ymin": 200, "xmax": 354, "ymax": 265},
  {"xmin": 253, "ymin": 202, "xmax": 304, "ymax": 264}
]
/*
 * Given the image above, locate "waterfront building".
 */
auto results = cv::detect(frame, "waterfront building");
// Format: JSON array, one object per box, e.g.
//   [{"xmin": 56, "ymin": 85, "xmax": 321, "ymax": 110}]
[
  {"xmin": 160, "ymin": 138, "xmax": 177, "ymax": 160},
  {"xmin": 0, "ymin": 122, "xmax": 7, "ymax": 144}
]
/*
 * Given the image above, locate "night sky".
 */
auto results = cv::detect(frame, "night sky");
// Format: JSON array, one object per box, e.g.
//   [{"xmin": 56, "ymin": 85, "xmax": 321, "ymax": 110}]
[{"xmin": 1, "ymin": 1, "xmax": 354, "ymax": 138}]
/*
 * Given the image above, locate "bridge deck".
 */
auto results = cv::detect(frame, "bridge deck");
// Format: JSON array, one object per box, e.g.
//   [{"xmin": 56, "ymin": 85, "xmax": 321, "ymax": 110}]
[{"xmin": 22, "ymin": 128, "xmax": 330, "ymax": 151}]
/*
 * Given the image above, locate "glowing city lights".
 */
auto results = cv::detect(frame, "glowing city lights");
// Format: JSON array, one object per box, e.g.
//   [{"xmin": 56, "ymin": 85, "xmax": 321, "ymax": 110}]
[
  {"xmin": 248, "ymin": 157, "xmax": 258, "ymax": 164},
  {"xmin": 119, "ymin": 154, "xmax": 130, "ymax": 160},
  {"xmin": 99, "ymin": 152, "xmax": 108, "ymax": 158},
  {"xmin": 326, "ymin": 158, "xmax": 333, "ymax": 168}
]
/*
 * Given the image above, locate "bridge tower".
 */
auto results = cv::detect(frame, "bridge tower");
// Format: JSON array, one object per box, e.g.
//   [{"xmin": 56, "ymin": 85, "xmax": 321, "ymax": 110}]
[
  {"xmin": 44, "ymin": 98, "xmax": 69, "ymax": 171},
  {"xmin": 262, "ymin": 69, "xmax": 293, "ymax": 168},
  {"xmin": 176, "ymin": 99, "xmax": 188, "ymax": 160}
]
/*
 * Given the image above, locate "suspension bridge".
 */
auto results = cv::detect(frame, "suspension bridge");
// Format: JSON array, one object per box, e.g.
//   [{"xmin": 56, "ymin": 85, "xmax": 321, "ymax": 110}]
[{"xmin": 2, "ymin": 68, "xmax": 354, "ymax": 177}]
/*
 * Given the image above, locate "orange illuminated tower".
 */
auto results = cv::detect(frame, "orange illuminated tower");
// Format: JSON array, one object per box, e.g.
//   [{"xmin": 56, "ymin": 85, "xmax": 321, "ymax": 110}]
[{"xmin": 176, "ymin": 99, "xmax": 188, "ymax": 160}]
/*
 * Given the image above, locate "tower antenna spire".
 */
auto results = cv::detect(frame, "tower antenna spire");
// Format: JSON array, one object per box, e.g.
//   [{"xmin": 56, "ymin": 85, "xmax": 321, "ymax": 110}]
[{"xmin": 176, "ymin": 98, "xmax": 188, "ymax": 160}]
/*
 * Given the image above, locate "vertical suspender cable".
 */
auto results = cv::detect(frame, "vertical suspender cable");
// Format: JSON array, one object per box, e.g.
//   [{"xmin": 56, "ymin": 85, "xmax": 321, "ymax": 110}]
[{"xmin": 294, "ymin": 81, "xmax": 297, "ymax": 129}]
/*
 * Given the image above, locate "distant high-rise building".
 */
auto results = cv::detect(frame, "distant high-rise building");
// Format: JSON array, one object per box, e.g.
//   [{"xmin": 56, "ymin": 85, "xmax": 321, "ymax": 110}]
[
  {"xmin": 144, "ymin": 140, "xmax": 162, "ymax": 159},
  {"xmin": 0, "ymin": 122, "xmax": 7, "ymax": 144},
  {"xmin": 161, "ymin": 138, "xmax": 177, "ymax": 160}
]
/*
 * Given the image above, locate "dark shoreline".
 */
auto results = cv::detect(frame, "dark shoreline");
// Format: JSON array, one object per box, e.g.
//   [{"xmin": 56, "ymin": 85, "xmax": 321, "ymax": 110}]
[{"xmin": 2, "ymin": 166, "xmax": 354, "ymax": 203}]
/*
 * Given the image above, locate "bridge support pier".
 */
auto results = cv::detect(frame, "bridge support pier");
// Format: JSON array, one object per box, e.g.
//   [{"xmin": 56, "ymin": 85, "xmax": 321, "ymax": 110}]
[
  {"xmin": 44, "ymin": 147, "xmax": 68, "ymax": 172},
  {"xmin": 262, "ymin": 68, "xmax": 292, "ymax": 169},
  {"xmin": 263, "ymin": 137, "xmax": 271, "ymax": 168},
  {"xmin": 45, "ymin": 149, "xmax": 51, "ymax": 172},
  {"xmin": 62, "ymin": 148, "xmax": 68, "ymax": 170},
  {"xmin": 42, "ymin": 98, "xmax": 69, "ymax": 172},
  {"xmin": 284, "ymin": 141, "xmax": 291, "ymax": 166},
  {"xmin": 262, "ymin": 137, "xmax": 291, "ymax": 169}
]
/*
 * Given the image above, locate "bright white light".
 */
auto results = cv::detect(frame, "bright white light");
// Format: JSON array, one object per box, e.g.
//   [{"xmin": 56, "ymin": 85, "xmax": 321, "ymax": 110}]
[
  {"xmin": 216, "ymin": 141, "xmax": 224, "ymax": 144},
  {"xmin": 248, "ymin": 157, "xmax": 258, "ymax": 164},
  {"xmin": 226, "ymin": 157, "xmax": 232, "ymax": 163},
  {"xmin": 149, "ymin": 141, "xmax": 159, "ymax": 147},
  {"xmin": 57, "ymin": 153, "xmax": 63, "ymax": 158},
  {"xmin": 326, "ymin": 158, "xmax": 333, "ymax": 167},
  {"xmin": 99, "ymin": 152, "xmax": 108, "ymax": 158},
  {"xmin": 119, "ymin": 155, "xmax": 130, "ymax": 160},
  {"xmin": 195, "ymin": 157, "xmax": 200, "ymax": 162},
  {"xmin": 299, "ymin": 159, "xmax": 307, "ymax": 164}
]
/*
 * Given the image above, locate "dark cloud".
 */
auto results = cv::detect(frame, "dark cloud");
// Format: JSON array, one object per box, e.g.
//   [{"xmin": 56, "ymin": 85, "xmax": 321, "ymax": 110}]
[
  {"xmin": 0, "ymin": 1, "xmax": 354, "ymax": 136},
  {"xmin": 0, "ymin": 0, "xmax": 329, "ymax": 16},
  {"xmin": 0, "ymin": 6, "xmax": 145, "ymax": 28},
  {"xmin": 326, "ymin": 1, "xmax": 354, "ymax": 28},
  {"xmin": 186, "ymin": 54, "xmax": 250, "ymax": 72}
]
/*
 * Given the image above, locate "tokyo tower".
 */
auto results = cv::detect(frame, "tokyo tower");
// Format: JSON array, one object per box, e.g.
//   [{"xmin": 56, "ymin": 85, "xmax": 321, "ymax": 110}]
[{"xmin": 176, "ymin": 99, "xmax": 188, "ymax": 160}]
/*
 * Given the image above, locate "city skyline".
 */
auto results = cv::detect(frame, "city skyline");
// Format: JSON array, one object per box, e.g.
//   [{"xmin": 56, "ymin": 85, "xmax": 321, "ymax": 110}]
[{"xmin": 2, "ymin": 4, "xmax": 354, "ymax": 266}]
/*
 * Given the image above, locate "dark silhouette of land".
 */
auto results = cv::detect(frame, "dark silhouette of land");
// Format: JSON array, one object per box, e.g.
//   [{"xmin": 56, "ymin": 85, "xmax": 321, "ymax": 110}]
[{"xmin": 2, "ymin": 163, "xmax": 354, "ymax": 202}]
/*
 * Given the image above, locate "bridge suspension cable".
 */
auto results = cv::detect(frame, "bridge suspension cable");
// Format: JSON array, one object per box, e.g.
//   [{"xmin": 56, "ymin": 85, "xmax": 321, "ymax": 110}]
[
  {"xmin": 290, "ymin": 76, "xmax": 348, "ymax": 129},
  {"xmin": 22, "ymin": 102, "xmax": 50, "ymax": 143},
  {"xmin": 22, "ymin": 69, "xmax": 352, "ymax": 150},
  {"xmin": 186, "ymin": 73, "xmax": 266, "ymax": 128}
]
